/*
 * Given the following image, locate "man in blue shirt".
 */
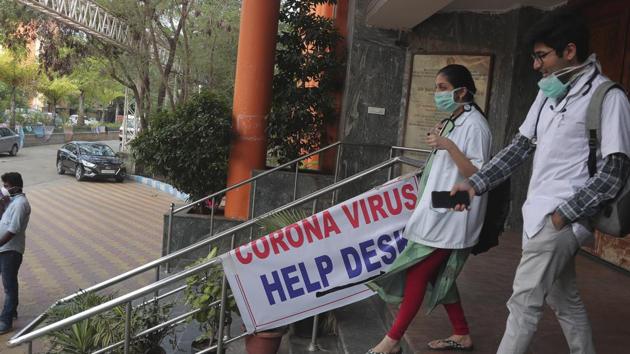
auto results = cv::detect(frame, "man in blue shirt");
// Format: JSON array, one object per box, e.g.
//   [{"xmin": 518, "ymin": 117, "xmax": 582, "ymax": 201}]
[{"xmin": 0, "ymin": 172, "xmax": 31, "ymax": 334}]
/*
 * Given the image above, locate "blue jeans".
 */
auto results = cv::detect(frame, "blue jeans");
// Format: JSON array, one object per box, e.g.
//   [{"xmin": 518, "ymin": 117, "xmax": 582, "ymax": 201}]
[{"xmin": 0, "ymin": 251, "xmax": 22, "ymax": 326}]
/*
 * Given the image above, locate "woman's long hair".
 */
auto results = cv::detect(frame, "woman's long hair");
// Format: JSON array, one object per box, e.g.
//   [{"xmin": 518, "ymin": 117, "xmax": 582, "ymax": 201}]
[{"xmin": 437, "ymin": 64, "xmax": 486, "ymax": 117}]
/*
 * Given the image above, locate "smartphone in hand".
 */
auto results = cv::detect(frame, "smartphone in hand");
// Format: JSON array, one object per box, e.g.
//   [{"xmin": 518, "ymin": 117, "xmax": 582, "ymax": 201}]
[{"xmin": 431, "ymin": 191, "xmax": 470, "ymax": 209}]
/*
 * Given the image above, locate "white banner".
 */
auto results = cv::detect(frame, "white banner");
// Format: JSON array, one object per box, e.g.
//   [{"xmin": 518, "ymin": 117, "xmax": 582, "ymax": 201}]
[{"xmin": 220, "ymin": 174, "xmax": 419, "ymax": 333}]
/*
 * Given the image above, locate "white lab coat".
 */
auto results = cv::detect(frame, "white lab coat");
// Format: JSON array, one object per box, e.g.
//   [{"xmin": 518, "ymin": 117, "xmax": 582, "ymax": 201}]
[
  {"xmin": 404, "ymin": 106, "xmax": 492, "ymax": 249},
  {"xmin": 519, "ymin": 55, "xmax": 630, "ymax": 245}
]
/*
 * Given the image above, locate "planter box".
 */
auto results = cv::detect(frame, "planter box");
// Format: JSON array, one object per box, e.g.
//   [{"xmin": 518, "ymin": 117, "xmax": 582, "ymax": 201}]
[
  {"xmin": 162, "ymin": 169, "xmax": 335, "ymax": 270},
  {"xmin": 162, "ymin": 210, "xmax": 252, "ymax": 271}
]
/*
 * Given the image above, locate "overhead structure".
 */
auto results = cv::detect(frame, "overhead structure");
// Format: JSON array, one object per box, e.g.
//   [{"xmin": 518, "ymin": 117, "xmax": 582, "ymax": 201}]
[
  {"xmin": 14, "ymin": 0, "xmax": 133, "ymax": 49},
  {"xmin": 14, "ymin": 0, "xmax": 179, "ymax": 151}
]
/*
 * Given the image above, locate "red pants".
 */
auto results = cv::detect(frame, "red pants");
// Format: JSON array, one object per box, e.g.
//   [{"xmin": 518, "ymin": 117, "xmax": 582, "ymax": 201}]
[{"xmin": 388, "ymin": 249, "xmax": 470, "ymax": 340}]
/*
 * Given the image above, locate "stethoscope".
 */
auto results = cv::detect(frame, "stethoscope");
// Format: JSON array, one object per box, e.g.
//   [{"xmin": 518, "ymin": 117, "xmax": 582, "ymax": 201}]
[
  {"xmin": 430, "ymin": 104, "xmax": 472, "ymax": 154},
  {"xmin": 530, "ymin": 66, "xmax": 599, "ymax": 146}
]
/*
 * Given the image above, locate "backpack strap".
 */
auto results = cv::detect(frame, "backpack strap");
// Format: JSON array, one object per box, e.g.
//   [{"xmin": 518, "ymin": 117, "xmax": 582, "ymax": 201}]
[{"xmin": 586, "ymin": 81, "xmax": 626, "ymax": 176}]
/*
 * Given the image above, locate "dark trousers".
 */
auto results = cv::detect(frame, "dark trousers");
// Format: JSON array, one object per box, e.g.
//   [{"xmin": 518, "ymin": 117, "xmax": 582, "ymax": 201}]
[{"xmin": 0, "ymin": 251, "xmax": 22, "ymax": 326}]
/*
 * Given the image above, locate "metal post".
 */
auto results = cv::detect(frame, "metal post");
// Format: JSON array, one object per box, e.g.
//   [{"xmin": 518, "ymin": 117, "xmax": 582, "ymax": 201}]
[
  {"xmin": 250, "ymin": 180, "xmax": 257, "ymax": 218},
  {"xmin": 124, "ymin": 301, "xmax": 132, "ymax": 354},
  {"xmin": 154, "ymin": 265, "xmax": 160, "ymax": 303},
  {"xmin": 307, "ymin": 314, "xmax": 319, "ymax": 352},
  {"xmin": 387, "ymin": 147, "xmax": 394, "ymax": 181},
  {"xmin": 209, "ymin": 196, "xmax": 216, "ymax": 254},
  {"xmin": 250, "ymin": 181, "xmax": 257, "ymax": 240},
  {"xmin": 293, "ymin": 162, "xmax": 299, "ymax": 201},
  {"xmin": 121, "ymin": 88, "xmax": 129, "ymax": 151},
  {"xmin": 332, "ymin": 144, "xmax": 342, "ymax": 205},
  {"xmin": 27, "ymin": 341, "xmax": 32, "ymax": 354},
  {"xmin": 165, "ymin": 203, "xmax": 174, "ymax": 274},
  {"xmin": 217, "ymin": 234, "xmax": 236, "ymax": 353}
]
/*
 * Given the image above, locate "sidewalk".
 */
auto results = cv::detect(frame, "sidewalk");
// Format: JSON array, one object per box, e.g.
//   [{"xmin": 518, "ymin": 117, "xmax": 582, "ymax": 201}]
[{"xmin": 383, "ymin": 230, "xmax": 630, "ymax": 354}]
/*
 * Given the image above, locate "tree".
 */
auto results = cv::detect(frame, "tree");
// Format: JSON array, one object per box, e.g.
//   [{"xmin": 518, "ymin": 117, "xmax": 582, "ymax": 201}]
[
  {"xmin": 131, "ymin": 91, "xmax": 232, "ymax": 204},
  {"xmin": 96, "ymin": 0, "xmax": 241, "ymax": 126},
  {"xmin": 70, "ymin": 57, "xmax": 123, "ymax": 125},
  {"xmin": 0, "ymin": 0, "xmax": 39, "ymax": 50},
  {"xmin": 39, "ymin": 76, "xmax": 80, "ymax": 119},
  {"xmin": 267, "ymin": 0, "xmax": 343, "ymax": 163},
  {"xmin": 0, "ymin": 49, "xmax": 39, "ymax": 127},
  {"xmin": 184, "ymin": 0, "xmax": 240, "ymax": 101}
]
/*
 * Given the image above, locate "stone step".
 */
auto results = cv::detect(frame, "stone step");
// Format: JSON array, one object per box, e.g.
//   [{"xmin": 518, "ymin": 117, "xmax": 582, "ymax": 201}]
[{"xmin": 334, "ymin": 296, "xmax": 411, "ymax": 354}]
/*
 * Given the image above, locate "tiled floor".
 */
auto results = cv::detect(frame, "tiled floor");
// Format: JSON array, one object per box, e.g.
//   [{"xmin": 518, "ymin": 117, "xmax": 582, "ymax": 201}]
[
  {"xmin": 0, "ymin": 179, "xmax": 177, "ymax": 353},
  {"xmin": 387, "ymin": 231, "xmax": 630, "ymax": 354}
]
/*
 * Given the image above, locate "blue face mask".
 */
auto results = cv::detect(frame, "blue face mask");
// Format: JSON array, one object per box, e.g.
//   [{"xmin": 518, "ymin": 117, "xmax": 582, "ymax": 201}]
[
  {"xmin": 537, "ymin": 64, "xmax": 588, "ymax": 99},
  {"xmin": 434, "ymin": 88, "xmax": 463, "ymax": 112}
]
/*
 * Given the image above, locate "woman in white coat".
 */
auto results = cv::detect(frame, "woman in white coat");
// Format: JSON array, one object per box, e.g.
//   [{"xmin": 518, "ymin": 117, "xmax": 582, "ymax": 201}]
[{"xmin": 366, "ymin": 64, "xmax": 492, "ymax": 354}]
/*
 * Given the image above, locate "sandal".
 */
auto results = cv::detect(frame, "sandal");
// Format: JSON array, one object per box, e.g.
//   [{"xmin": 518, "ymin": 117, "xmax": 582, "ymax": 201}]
[
  {"xmin": 427, "ymin": 338, "xmax": 474, "ymax": 351},
  {"xmin": 366, "ymin": 348, "xmax": 402, "ymax": 354}
]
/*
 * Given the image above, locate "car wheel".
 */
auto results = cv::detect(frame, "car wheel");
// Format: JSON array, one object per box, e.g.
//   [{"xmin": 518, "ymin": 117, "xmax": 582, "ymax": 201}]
[
  {"xmin": 115, "ymin": 176, "xmax": 124, "ymax": 183},
  {"xmin": 75, "ymin": 165, "xmax": 84, "ymax": 181},
  {"xmin": 9, "ymin": 144, "xmax": 18, "ymax": 156},
  {"xmin": 56, "ymin": 160, "xmax": 65, "ymax": 175}
]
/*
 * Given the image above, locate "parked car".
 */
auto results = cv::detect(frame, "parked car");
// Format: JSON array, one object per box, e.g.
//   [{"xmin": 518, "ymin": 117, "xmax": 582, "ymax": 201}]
[
  {"xmin": 0, "ymin": 127, "xmax": 20, "ymax": 156},
  {"xmin": 56, "ymin": 142, "xmax": 126, "ymax": 182}
]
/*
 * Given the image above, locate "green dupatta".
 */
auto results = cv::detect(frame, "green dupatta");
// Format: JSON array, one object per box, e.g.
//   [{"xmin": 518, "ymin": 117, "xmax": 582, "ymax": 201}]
[{"xmin": 366, "ymin": 118, "xmax": 470, "ymax": 314}]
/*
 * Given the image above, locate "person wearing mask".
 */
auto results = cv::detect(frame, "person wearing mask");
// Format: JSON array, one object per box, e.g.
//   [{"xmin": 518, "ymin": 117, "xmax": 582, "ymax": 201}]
[
  {"xmin": 0, "ymin": 172, "xmax": 31, "ymax": 334},
  {"xmin": 451, "ymin": 9, "xmax": 630, "ymax": 354},
  {"xmin": 366, "ymin": 64, "xmax": 492, "ymax": 354}
]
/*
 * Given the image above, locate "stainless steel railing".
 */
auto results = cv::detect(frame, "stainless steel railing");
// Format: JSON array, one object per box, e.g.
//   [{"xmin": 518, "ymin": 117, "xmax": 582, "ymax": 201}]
[
  {"xmin": 163, "ymin": 142, "xmax": 430, "ymax": 272},
  {"xmin": 164, "ymin": 142, "xmax": 344, "ymax": 273},
  {"xmin": 9, "ymin": 154, "xmax": 427, "ymax": 353}
]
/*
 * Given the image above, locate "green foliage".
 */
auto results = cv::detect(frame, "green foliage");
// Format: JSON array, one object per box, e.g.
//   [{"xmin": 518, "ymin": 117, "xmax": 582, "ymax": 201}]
[
  {"xmin": 39, "ymin": 75, "xmax": 80, "ymax": 110},
  {"xmin": 0, "ymin": 0, "xmax": 39, "ymax": 50},
  {"xmin": 186, "ymin": 0, "xmax": 240, "ymax": 97},
  {"xmin": 0, "ymin": 50, "xmax": 38, "ymax": 90},
  {"xmin": 184, "ymin": 247, "xmax": 239, "ymax": 345},
  {"xmin": 268, "ymin": 0, "xmax": 342, "ymax": 163},
  {"xmin": 130, "ymin": 91, "xmax": 232, "ymax": 201},
  {"xmin": 45, "ymin": 292, "xmax": 125, "ymax": 353},
  {"xmin": 70, "ymin": 57, "xmax": 123, "ymax": 105},
  {"xmin": 256, "ymin": 209, "xmax": 310, "ymax": 234},
  {"xmin": 0, "ymin": 49, "xmax": 40, "ymax": 125},
  {"xmin": 45, "ymin": 291, "xmax": 175, "ymax": 353},
  {"xmin": 131, "ymin": 300, "xmax": 176, "ymax": 352}
]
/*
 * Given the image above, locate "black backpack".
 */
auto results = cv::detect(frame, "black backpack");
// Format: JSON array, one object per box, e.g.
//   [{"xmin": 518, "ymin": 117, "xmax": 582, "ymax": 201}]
[{"xmin": 472, "ymin": 178, "xmax": 511, "ymax": 255}]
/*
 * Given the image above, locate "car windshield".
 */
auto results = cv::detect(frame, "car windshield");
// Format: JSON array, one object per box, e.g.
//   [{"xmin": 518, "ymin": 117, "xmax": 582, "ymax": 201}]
[{"xmin": 78, "ymin": 144, "xmax": 116, "ymax": 157}]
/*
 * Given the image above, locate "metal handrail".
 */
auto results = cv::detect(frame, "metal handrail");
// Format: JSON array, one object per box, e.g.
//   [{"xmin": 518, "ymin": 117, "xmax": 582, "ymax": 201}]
[
  {"xmin": 391, "ymin": 146, "xmax": 432, "ymax": 154},
  {"xmin": 172, "ymin": 141, "xmax": 342, "ymax": 214},
  {"xmin": 9, "ymin": 155, "xmax": 424, "ymax": 351},
  {"xmin": 10, "ymin": 258, "xmax": 220, "ymax": 345}
]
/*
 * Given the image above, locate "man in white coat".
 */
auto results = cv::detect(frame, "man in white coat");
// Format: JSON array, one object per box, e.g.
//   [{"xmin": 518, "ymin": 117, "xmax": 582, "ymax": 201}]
[{"xmin": 451, "ymin": 9, "xmax": 630, "ymax": 354}]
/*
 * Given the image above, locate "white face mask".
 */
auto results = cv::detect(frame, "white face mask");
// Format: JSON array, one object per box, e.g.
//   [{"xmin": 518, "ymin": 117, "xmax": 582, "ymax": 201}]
[{"xmin": 1, "ymin": 187, "xmax": 10, "ymax": 197}]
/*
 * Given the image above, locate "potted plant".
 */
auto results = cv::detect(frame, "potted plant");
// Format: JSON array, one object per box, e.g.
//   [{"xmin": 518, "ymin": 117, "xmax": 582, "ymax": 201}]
[
  {"xmin": 45, "ymin": 291, "xmax": 125, "ymax": 353},
  {"xmin": 184, "ymin": 247, "xmax": 239, "ymax": 353},
  {"xmin": 241, "ymin": 208, "xmax": 317, "ymax": 354},
  {"xmin": 45, "ymin": 290, "xmax": 176, "ymax": 354},
  {"xmin": 131, "ymin": 299, "xmax": 176, "ymax": 354}
]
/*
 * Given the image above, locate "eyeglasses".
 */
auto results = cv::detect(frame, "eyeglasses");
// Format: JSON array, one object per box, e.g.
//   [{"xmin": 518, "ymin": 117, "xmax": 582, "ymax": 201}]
[{"xmin": 531, "ymin": 49, "xmax": 554, "ymax": 63}]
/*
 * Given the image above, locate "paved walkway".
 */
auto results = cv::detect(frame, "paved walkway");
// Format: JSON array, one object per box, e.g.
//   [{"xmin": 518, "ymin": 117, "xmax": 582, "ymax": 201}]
[
  {"xmin": 388, "ymin": 231, "xmax": 630, "ymax": 354},
  {"xmin": 0, "ymin": 178, "xmax": 176, "ymax": 353}
]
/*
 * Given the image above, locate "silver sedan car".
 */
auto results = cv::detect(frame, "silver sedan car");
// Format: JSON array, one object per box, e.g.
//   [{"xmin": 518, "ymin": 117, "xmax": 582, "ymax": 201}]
[{"xmin": 0, "ymin": 127, "xmax": 19, "ymax": 156}]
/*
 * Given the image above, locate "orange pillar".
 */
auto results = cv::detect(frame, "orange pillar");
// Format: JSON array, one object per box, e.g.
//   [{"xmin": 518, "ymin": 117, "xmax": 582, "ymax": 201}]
[
  {"xmin": 319, "ymin": 0, "xmax": 349, "ymax": 173},
  {"xmin": 224, "ymin": 0, "xmax": 281, "ymax": 220}
]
